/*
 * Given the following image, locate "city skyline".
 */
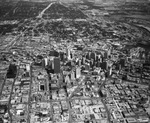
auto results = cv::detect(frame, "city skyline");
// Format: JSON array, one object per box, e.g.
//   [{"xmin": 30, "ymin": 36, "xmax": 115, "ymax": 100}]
[{"xmin": 0, "ymin": 0, "xmax": 150, "ymax": 123}]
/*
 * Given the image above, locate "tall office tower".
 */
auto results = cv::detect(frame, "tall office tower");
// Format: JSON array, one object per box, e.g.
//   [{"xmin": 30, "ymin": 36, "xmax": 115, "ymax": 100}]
[
  {"xmin": 54, "ymin": 51, "xmax": 59, "ymax": 57},
  {"xmin": 85, "ymin": 63, "xmax": 90, "ymax": 71},
  {"xmin": 42, "ymin": 59, "xmax": 45, "ymax": 68},
  {"xmin": 76, "ymin": 58, "xmax": 79, "ymax": 65},
  {"xmin": 48, "ymin": 60, "xmax": 52, "ymax": 68},
  {"xmin": 26, "ymin": 64, "xmax": 30, "ymax": 72},
  {"xmin": 54, "ymin": 57, "xmax": 60, "ymax": 73},
  {"xmin": 89, "ymin": 52, "xmax": 91, "ymax": 59},
  {"xmin": 70, "ymin": 52, "xmax": 74, "ymax": 59},
  {"xmin": 91, "ymin": 52, "xmax": 96, "ymax": 60},
  {"xmin": 60, "ymin": 52, "xmax": 65, "ymax": 61},
  {"xmin": 76, "ymin": 67, "xmax": 81, "ymax": 79},
  {"xmin": 96, "ymin": 61, "xmax": 101, "ymax": 67},
  {"xmin": 86, "ymin": 52, "xmax": 91, "ymax": 60},
  {"xmin": 66, "ymin": 48, "xmax": 71, "ymax": 60},
  {"xmin": 109, "ymin": 67, "xmax": 112, "ymax": 76},
  {"xmin": 82, "ymin": 57, "xmax": 86, "ymax": 65},
  {"xmin": 100, "ymin": 61, "xmax": 107, "ymax": 70},
  {"xmin": 50, "ymin": 50, "xmax": 55, "ymax": 56},
  {"xmin": 104, "ymin": 51, "xmax": 108, "ymax": 59},
  {"xmin": 120, "ymin": 59, "xmax": 125, "ymax": 68},
  {"xmin": 71, "ymin": 70, "xmax": 75, "ymax": 80},
  {"xmin": 90, "ymin": 59, "xmax": 94, "ymax": 68},
  {"xmin": 44, "ymin": 58, "xmax": 48, "ymax": 66},
  {"xmin": 65, "ymin": 75, "xmax": 70, "ymax": 84},
  {"xmin": 86, "ymin": 52, "xmax": 88, "ymax": 59},
  {"xmin": 108, "ymin": 48, "xmax": 111, "ymax": 58},
  {"xmin": 96, "ymin": 54, "xmax": 101, "ymax": 62},
  {"xmin": 78, "ymin": 59, "xmax": 81, "ymax": 66}
]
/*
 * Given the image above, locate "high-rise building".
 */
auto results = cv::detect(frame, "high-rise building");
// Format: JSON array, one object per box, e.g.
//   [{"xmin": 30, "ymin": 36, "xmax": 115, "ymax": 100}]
[
  {"xmin": 50, "ymin": 50, "xmax": 55, "ymax": 56},
  {"xmin": 100, "ymin": 61, "xmax": 107, "ymax": 70},
  {"xmin": 86, "ymin": 52, "xmax": 91, "ymax": 60},
  {"xmin": 91, "ymin": 52, "xmax": 96, "ymax": 60},
  {"xmin": 59, "ymin": 52, "xmax": 64, "ymax": 61},
  {"xmin": 90, "ymin": 59, "xmax": 94, "ymax": 68},
  {"xmin": 44, "ymin": 58, "xmax": 48, "ymax": 66},
  {"xmin": 65, "ymin": 75, "xmax": 70, "ymax": 84},
  {"xmin": 76, "ymin": 67, "xmax": 81, "ymax": 79},
  {"xmin": 96, "ymin": 54, "xmax": 101, "ymax": 62},
  {"xmin": 26, "ymin": 64, "xmax": 30, "ymax": 72},
  {"xmin": 71, "ymin": 70, "xmax": 75, "ymax": 80},
  {"xmin": 66, "ymin": 48, "xmax": 71, "ymax": 60},
  {"xmin": 70, "ymin": 52, "xmax": 74, "ymax": 59},
  {"xmin": 54, "ymin": 57, "xmax": 60, "ymax": 73},
  {"xmin": 78, "ymin": 59, "xmax": 81, "ymax": 66},
  {"xmin": 82, "ymin": 57, "xmax": 86, "ymax": 65},
  {"xmin": 96, "ymin": 61, "xmax": 101, "ymax": 67},
  {"xmin": 42, "ymin": 59, "xmax": 45, "ymax": 68},
  {"xmin": 109, "ymin": 67, "xmax": 112, "ymax": 76},
  {"xmin": 104, "ymin": 51, "xmax": 108, "ymax": 59},
  {"xmin": 85, "ymin": 63, "xmax": 90, "ymax": 71},
  {"xmin": 120, "ymin": 59, "xmax": 125, "ymax": 68}
]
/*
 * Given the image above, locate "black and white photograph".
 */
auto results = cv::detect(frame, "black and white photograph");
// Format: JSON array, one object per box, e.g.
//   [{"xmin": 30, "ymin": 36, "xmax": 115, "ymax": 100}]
[{"xmin": 0, "ymin": 0, "xmax": 150, "ymax": 123}]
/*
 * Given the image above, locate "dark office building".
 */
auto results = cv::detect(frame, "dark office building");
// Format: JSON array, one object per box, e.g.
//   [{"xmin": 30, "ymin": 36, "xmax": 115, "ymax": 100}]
[
  {"xmin": 104, "ymin": 51, "xmax": 108, "ymax": 59},
  {"xmin": 7, "ymin": 64, "xmax": 17, "ymax": 78},
  {"xmin": 100, "ymin": 61, "xmax": 107, "ymax": 70},
  {"xmin": 54, "ymin": 57, "xmax": 60, "ymax": 73},
  {"xmin": 86, "ymin": 52, "xmax": 91, "ymax": 60},
  {"xmin": 42, "ymin": 59, "xmax": 45, "ymax": 68},
  {"xmin": 96, "ymin": 61, "xmax": 101, "ymax": 67},
  {"xmin": 50, "ymin": 50, "xmax": 59, "ymax": 57},
  {"xmin": 91, "ymin": 52, "xmax": 96, "ymax": 60},
  {"xmin": 49, "ymin": 50, "xmax": 55, "ymax": 56},
  {"xmin": 96, "ymin": 55, "xmax": 99, "ymax": 62},
  {"xmin": 120, "ymin": 59, "xmax": 125, "ymax": 68}
]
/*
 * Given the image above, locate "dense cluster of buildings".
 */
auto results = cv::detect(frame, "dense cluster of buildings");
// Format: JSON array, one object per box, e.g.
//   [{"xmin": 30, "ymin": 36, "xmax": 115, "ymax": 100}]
[
  {"xmin": 0, "ymin": 32, "xmax": 150, "ymax": 123},
  {"xmin": 0, "ymin": 1, "xmax": 150, "ymax": 123}
]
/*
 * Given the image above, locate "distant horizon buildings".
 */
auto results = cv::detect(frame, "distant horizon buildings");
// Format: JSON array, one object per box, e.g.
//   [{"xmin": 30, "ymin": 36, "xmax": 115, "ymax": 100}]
[
  {"xmin": 1, "ymin": 0, "xmax": 150, "ymax": 3},
  {"xmin": 0, "ymin": 0, "xmax": 81, "ymax": 2}
]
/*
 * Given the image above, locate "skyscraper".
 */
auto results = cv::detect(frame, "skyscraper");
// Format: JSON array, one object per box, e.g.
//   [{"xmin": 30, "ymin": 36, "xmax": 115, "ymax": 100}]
[
  {"xmin": 44, "ymin": 58, "xmax": 48, "ymax": 66},
  {"xmin": 120, "ymin": 59, "xmax": 125, "ymax": 68},
  {"xmin": 65, "ymin": 75, "xmax": 70, "ymax": 84},
  {"xmin": 71, "ymin": 70, "xmax": 75, "ymax": 80},
  {"xmin": 76, "ymin": 67, "xmax": 81, "ymax": 79},
  {"xmin": 104, "ymin": 51, "xmax": 108, "ymax": 59},
  {"xmin": 26, "ymin": 64, "xmax": 30, "ymax": 72},
  {"xmin": 100, "ymin": 61, "xmax": 107, "ymax": 70},
  {"xmin": 85, "ymin": 63, "xmax": 90, "ymax": 71},
  {"xmin": 82, "ymin": 57, "xmax": 86, "ymax": 65},
  {"xmin": 91, "ymin": 52, "xmax": 96, "ymax": 60},
  {"xmin": 86, "ymin": 52, "xmax": 91, "ymax": 60},
  {"xmin": 42, "ymin": 59, "xmax": 45, "ymax": 68},
  {"xmin": 66, "ymin": 48, "xmax": 71, "ymax": 60},
  {"xmin": 54, "ymin": 57, "xmax": 60, "ymax": 73}
]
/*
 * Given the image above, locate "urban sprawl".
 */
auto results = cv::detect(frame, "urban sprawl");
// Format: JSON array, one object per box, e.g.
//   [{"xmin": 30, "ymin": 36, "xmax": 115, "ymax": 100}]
[{"xmin": 0, "ymin": 0, "xmax": 150, "ymax": 123}]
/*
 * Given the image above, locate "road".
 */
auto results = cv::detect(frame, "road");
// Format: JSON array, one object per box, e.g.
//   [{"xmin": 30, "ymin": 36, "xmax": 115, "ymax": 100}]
[
  {"xmin": 8, "ymin": 65, "xmax": 19, "ymax": 123},
  {"xmin": 37, "ymin": 2, "xmax": 54, "ymax": 18},
  {"xmin": 99, "ymin": 78, "xmax": 111, "ymax": 123}
]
